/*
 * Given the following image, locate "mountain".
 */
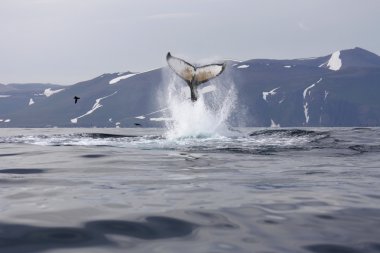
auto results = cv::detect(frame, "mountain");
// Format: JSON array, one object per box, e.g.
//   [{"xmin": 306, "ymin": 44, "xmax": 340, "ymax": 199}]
[{"xmin": 1, "ymin": 47, "xmax": 380, "ymax": 127}]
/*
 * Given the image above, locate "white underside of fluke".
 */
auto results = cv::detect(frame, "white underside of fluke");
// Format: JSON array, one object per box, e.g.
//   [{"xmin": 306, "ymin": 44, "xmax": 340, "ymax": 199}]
[{"xmin": 166, "ymin": 53, "xmax": 225, "ymax": 84}]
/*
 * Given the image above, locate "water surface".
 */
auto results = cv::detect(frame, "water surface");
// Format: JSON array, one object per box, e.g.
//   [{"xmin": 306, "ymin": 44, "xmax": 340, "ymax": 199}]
[{"xmin": 1, "ymin": 127, "xmax": 380, "ymax": 253}]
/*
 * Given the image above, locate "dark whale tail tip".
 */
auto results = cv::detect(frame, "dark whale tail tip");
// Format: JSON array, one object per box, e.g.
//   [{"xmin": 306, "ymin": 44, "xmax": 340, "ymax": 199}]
[{"xmin": 166, "ymin": 52, "xmax": 226, "ymax": 102}]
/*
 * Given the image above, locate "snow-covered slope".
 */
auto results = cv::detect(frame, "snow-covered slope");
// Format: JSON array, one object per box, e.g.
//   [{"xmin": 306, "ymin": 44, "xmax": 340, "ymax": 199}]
[{"xmin": 1, "ymin": 47, "xmax": 380, "ymax": 127}]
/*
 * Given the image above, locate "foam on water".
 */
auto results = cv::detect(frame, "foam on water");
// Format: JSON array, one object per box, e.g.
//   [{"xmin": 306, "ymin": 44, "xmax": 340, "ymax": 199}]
[{"xmin": 162, "ymin": 71, "xmax": 237, "ymax": 140}]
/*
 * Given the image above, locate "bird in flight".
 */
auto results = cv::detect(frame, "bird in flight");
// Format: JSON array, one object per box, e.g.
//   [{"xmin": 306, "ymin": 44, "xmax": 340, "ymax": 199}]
[{"xmin": 73, "ymin": 96, "xmax": 80, "ymax": 104}]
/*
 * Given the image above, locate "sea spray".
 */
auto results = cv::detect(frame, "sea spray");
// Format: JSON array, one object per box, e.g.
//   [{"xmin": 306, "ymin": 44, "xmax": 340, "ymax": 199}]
[{"xmin": 162, "ymin": 71, "xmax": 237, "ymax": 140}]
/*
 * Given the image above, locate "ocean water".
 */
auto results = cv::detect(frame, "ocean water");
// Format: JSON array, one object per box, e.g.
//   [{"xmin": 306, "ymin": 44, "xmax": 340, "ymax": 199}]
[{"xmin": 0, "ymin": 127, "xmax": 380, "ymax": 253}]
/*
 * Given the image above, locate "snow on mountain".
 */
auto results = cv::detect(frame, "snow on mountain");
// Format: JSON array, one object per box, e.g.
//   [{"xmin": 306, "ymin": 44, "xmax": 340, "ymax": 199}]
[
  {"xmin": 109, "ymin": 73, "xmax": 137, "ymax": 85},
  {"xmin": 303, "ymin": 78, "xmax": 322, "ymax": 99},
  {"xmin": 71, "ymin": 91, "xmax": 118, "ymax": 124},
  {"xmin": 303, "ymin": 78, "xmax": 323, "ymax": 124},
  {"xmin": 270, "ymin": 119, "xmax": 280, "ymax": 127},
  {"xmin": 326, "ymin": 51, "xmax": 342, "ymax": 71},
  {"xmin": 319, "ymin": 51, "xmax": 342, "ymax": 71},
  {"xmin": 150, "ymin": 117, "xmax": 172, "ymax": 122},
  {"xmin": 263, "ymin": 87, "xmax": 280, "ymax": 102},
  {"xmin": 43, "ymin": 88, "xmax": 65, "ymax": 97},
  {"xmin": 324, "ymin": 90, "xmax": 329, "ymax": 100},
  {"xmin": 1, "ymin": 47, "xmax": 380, "ymax": 128}
]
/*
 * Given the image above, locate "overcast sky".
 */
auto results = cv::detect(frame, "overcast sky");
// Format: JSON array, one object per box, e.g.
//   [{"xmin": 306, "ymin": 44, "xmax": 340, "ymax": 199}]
[{"xmin": 1, "ymin": 0, "xmax": 380, "ymax": 85}]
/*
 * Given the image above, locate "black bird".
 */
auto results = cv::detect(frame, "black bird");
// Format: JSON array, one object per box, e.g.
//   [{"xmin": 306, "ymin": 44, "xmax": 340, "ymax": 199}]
[{"xmin": 73, "ymin": 96, "xmax": 80, "ymax": 104}]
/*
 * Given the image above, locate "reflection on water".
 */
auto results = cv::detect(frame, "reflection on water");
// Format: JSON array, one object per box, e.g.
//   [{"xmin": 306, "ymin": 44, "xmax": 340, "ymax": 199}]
[
  {"xmin": 1, "ymin": 208, "xmax": 380, "ymax": 253},
  {"xmin": 0, "ymin": 216, "xmax": 198, "ymax": 252}
]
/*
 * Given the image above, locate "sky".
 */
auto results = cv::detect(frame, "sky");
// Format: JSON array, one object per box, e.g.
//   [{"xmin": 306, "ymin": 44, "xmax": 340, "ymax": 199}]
[{"xmin": 1, "ymin": 0, "xmax": 380, "ymax": 85}]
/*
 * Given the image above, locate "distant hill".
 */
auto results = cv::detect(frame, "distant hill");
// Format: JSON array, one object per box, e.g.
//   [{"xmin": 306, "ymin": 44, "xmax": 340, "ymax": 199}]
[{"xmin": 1, "ymin": 47, "xmax": 380, "ymax": 127}]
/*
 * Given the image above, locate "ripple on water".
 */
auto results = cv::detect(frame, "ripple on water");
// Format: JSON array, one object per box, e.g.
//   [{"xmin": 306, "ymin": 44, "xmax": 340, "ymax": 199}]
[{"xmin": 0, "ymin": 169, "xmax": 45, "ymax": 174}]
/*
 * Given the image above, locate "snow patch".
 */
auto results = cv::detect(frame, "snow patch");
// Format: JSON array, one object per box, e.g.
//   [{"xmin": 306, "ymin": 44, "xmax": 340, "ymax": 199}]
[
  {"xmin": 319, "ymin": 51, "xmax": 342, "ymax": 71},
  {"xmin": 304, "ymin": 102, "xmax": 310, "ymax": 124},
  {"xmin": 134, "ymin": 108, "xmax": 169, "ymax": 121},
  {"xmin": 303, "ymin": 78, "xmax": 323, "ymax": 124},
  {"xmin": 327, "ymin": 51, "xmax": 342, "ymax": 71},
  {"xmin": 150, "ymin": 117, "xmax": 173, "ymax": 122},
  {"xmin": 303, "ymin": 78, "xmax": 322, "ymax": 99},
  {"xmin": 29, "ymin": 98, "xmax": 34, "ymax": 105},
  {"xmin": 109, "ymin": 73, "xmax": 137, "ymax": 84},
  {"xmin": 270, "ymin": 119, "xmax": 280, "ymax": 128},
  {"xmin": 262, "ymin": 87, "xmax": 280, "ymax": 101},
  {"xmin": 71, "ymin": 91, "xmax": 118, "ymax": 124},
  {"xmin": 237, "ymin": 64, "xmax": 249, "ymax": 69},
  {"xmin": 44, "ymin": 88, "xmax": 64, "ymax": 97}
]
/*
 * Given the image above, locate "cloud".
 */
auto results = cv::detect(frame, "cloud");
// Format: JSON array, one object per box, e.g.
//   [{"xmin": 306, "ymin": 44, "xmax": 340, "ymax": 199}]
[
  {"xmin": 146, "ymin": 12, "xmax": 199, "ymax": 20},
  {"xmin": 298, "ymin": 22, "xmax": 310, "ymax": 31},
  {"xmin": 31, "ymin": 0, "xmax": 65, "ymax": 4}
]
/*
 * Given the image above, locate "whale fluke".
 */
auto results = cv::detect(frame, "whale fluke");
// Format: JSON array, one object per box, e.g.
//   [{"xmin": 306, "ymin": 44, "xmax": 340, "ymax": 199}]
[{"xmin": 166, "ymin": 52, "xmax": 226, "ymax": 102}]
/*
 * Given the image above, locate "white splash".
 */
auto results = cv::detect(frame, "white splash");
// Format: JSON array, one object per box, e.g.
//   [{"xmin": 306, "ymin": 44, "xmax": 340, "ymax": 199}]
[
  {"xmin": 200, "ymin": 85, "xmax": 216, "ymax": 95},
  {"xmin": 162, "ymin": 73, "xmax": 236, "ymax": 139},
  {"xmin": 29, "ymin": 98, "xmax": 34, "ymax": 105},
  {"xmin": 0, "ymin": 95, "xmax": 11, "ymax": 98},
  {"xmin": 283, "ymin": 65, "xmax": 292, "ymax": 68}
]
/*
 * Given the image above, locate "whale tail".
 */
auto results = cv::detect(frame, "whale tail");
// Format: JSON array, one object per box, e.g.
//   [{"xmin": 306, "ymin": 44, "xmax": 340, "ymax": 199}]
[{"xmin": 166, "ymin": 52, "xmax": 226, "ymax": 101}]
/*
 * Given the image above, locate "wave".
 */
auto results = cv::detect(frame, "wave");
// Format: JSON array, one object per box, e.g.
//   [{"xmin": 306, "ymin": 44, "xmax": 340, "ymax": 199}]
[{"xmin": 1, "ymin": 128, "xmax": 379, "ymax": 155}]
